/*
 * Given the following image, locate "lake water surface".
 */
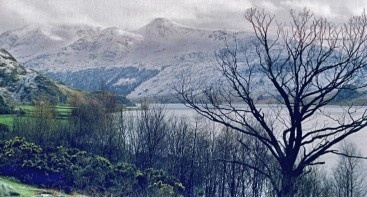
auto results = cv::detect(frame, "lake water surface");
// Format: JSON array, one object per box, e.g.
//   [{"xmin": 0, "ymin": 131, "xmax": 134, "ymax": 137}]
[{"xmin": 162, "ymin": 103, "xmax": 367, "ymax": 171}]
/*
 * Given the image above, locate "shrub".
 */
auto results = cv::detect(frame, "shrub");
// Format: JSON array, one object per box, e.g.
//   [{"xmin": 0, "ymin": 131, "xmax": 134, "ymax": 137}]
[
  {"xmin": 73, "ymin": 156, "xmax": 112, "ymax": 193},
  {"xmin": 144, "ymin": 168, "xmax": 185, "ymax": 196},
  {"xmin": 0, "ymin": 137, "xmax": 48, "ymax": 185},
  {"xmin": 108, "ymin": 162, "xmax": 139, "ymax": 196},
  {"xmin": 0, "ymin": 137, "xmax": 185, "ymax": 196},
  {"xmin": 0, "ymin": 137, "xmax": 42, "ymax": 169}
]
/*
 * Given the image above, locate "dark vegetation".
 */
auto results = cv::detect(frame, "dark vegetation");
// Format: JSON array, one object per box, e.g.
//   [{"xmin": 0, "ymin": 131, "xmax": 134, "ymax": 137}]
[
  {"xmin": 0, "ymin": 96, "xmax": 12, "ymax": 114},
  {"xmin": 1, "ymin": 94, "xmax": 366, "ymax": 196},
  {"xmin": 0, "ymin": 137, "xmax": 184, "ymax": 196},
  {"xmin": 0, "ymin": 94, "xmax": 185, "ymax": 196}
]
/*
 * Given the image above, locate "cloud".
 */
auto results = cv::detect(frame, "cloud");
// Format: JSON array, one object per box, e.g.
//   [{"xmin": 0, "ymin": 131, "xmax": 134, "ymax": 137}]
[
  {"xmin": 258, "ymin": 1, "xmax": 281, "ymax": 12},
  {"xmin": 280, "ymin": 0, "xmax": 337, "ymax": 18},
  {"xmin": 177, "ymin": 0, "xmax": 253, "ymax": 30},
  {"xmin": 0, "ymin": 0, "xmax": 366, "ymax": 33},
  {"xmin": 0, "ymin": 0, "xmax": 102, "ymax": 31}
]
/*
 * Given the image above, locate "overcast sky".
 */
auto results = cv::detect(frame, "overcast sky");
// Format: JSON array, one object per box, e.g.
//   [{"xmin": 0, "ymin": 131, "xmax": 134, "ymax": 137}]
[{"xmin": 0, "ymin": 0, "xmax": 365, "ymax": 33}]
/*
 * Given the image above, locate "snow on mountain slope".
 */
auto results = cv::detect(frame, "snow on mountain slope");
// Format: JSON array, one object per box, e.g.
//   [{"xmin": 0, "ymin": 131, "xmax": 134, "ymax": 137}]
[
  {"xmin": 0, "ymin": 18, "xmax": 254, "ymax": 101},
  {"xmin": 0, "ymin": 49, "xmax": 69, "ymax": 103},
  {"xmin": 137, "ymin": 17, "xmax": 206, "ymax": 40},
  {"xmin": 25, "ymin": 27, "xmax": 144, "ymax": 71},
  {"xmin": 0, "ymin": 24, "xmax": 101, "ymax": 61}
]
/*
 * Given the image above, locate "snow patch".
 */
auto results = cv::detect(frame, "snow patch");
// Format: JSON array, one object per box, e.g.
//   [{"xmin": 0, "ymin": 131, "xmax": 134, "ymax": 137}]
[
  {"xmin": 113, "ymin": 77, "xmax": 137, "ymax": 86},
  {"xmin": 42, "ymin": 29, "xmax": 64, "ymax": 41}
]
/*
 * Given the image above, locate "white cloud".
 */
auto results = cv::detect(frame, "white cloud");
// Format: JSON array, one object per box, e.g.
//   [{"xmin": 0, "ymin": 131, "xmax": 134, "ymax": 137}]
[
  {"xmin": 0, "ymin": 0, "xmax": 366, "ymax": 33},
  {"xmin": 255, "ymin": 0, "xmax": 281, "ymax": 12},
  {"xmin": 0, "ymin": 0, "xmax": 102, "ymax": 29},
  {"xmin": 281, "ymin": 0, "xmax": 337, "ymax": 18}
]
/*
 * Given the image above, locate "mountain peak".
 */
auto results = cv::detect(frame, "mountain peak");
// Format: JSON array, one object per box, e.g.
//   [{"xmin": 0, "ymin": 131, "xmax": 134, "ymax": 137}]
[
  {"xmin": 148, "ymin": 17, "xmax": 176, "ymax": 26},
  {"xmin": 142, "ymin": 17, "xmax": 179, "ymax": 31},
  {"xmin": 137, "ymin": 17, "xmax": 193, "ymax": 38}
]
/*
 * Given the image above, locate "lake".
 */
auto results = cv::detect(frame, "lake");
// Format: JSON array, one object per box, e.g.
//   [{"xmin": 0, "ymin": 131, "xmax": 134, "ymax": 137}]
[{"xmin": 161, "ymin": 103, "xmax": 367, "ymax": 171}]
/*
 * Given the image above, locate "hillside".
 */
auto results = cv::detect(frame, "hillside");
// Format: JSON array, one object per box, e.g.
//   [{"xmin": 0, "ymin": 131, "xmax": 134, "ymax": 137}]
[
  {"xmin": 0, "ymin": 48, "xmax": 134, "ymax": 106},
  {"xmin": 0, "ymin": 48, "xmax": 71, "ymax": 104},
  {"xmin": 0, "ymin": 176, "xmax": 81, "ymax": 197}
]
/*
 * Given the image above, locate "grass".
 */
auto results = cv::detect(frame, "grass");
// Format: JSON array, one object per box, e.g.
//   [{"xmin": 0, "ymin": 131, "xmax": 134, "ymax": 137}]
[
  {"xmin": 14, "ymin": 104, "xmax": 34, "ymax": 111},
  {"xmin": 0, "ymin": 114, "xmax": 14, "ymax": 128},
  {"xmin": 54, "ymin": 105, "xmax": 75, "ymax": 118},
  {"xmin": 0, "ymin": 176, "xmax": 83, "ymax": 197},
  {"xmin": 0, "ymin": 104, "xmax": 75, "ymax": 130},
  {"xmin": 0, "ymin": 176, "xmax": 37, "ymax": 197},
  {"xmin": 15, "ymin": 104, "xmax": 74, "ymax": 114}
]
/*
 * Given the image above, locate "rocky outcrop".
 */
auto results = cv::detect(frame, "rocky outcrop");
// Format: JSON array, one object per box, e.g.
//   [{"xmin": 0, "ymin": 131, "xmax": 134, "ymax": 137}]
[{"xmin": 0, "ymin": 49, "xmax": 68, "ymax": 104}]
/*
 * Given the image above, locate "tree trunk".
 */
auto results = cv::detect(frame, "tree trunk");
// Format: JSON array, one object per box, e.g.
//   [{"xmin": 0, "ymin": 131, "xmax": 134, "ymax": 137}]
[{"xmin": 279, "ymin": 174, "xmax": 298, "ymax": 197}]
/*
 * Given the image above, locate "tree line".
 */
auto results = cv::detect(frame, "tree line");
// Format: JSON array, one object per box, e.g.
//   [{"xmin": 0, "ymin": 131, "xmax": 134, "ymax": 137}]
[{"xmin": 1, "ymin": 96, "xmax": 366, "ymax": 196}]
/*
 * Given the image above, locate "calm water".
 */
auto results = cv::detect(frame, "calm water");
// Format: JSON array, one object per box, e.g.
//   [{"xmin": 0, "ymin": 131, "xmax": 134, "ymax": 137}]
[{"xmin": 162, "ymin": 103, "xmax": 367, "ymax": 170}]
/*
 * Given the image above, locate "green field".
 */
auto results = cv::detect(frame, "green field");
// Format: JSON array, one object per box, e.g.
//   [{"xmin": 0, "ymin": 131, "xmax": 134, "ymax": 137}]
[
  {"xmin": 0, "ymin": 104, "xmax": 74, "ymax": 130},
  {"xmin": 0, "ymin": 114, "xmax": 13, "ymax": 128},
  {"xmin": 14, "ymin": 104, "xmax": 74, "ymax": 113},
  {"xmin": 53, "ymin": 105, "xmax": 75, "ymax": 118}
]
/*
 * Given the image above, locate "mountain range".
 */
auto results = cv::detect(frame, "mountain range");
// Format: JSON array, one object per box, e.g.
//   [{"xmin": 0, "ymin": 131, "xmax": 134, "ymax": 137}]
[{"xmin": 0, "ymin": 18, "xmax": 254, "ymax": 102}]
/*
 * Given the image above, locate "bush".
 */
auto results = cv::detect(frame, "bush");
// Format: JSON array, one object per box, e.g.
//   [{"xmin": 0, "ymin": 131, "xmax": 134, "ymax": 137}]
[
  {"xmin": 0, "ymin": 137, "xmax": 47, "ymax": 185},
  {"xmin": 73, "ymin": 156, "xmax": 112, "ymax": 193},
  {"xmin": 0, "ymin": 137, "xmax": 42, "ymax": 169},
  {"xmin": 108, "ymin": 162, "xmax": 139, "ymax": 195},
  {"xmin": 144, "ymin": 168, "xmax": 185, "ymax": 196},
  {"xmin": 0, "ymin": 137, "xmax": 185, "ymax": 196}
]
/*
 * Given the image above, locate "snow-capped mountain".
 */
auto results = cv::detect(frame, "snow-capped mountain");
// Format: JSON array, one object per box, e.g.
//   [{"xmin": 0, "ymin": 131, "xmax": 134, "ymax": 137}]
[
  {"xmin": 137, "ymin": 17, "xmax": 206, "ymax": 40},
  {"xmin": 0, "ymin": 24, "xmax": 100, "ymax": 61},
  {"xmin": 0, "ymin": 18, "xmax": 252, "ymax": 101},
  {"xmin": 0, "ymin": 48, "xmax": 71, "ymax": 103}
]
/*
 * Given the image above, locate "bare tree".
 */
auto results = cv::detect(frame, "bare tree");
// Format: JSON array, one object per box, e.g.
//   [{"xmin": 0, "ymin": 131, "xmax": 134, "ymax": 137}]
[
  {"xmin": 332, "ymin": 142, "xmax": 367, "ymax": 197},
  {"xmin": 136, "ymin": 104, "xmax": 168, "ymax": 168},
  {"xmin": 296, "ymin": 166, "xmax": 333, "ymax": 197},
  {"xmin": 178, "ymin": 8, "xmax": 367, "ymax": 196}
]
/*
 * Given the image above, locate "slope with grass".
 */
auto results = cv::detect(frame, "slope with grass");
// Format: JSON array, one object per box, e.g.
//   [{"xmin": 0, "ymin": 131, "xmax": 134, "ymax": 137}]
[{"xmin": 0, "ymin": 176, "xmax": 82, "ymax": 197}]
